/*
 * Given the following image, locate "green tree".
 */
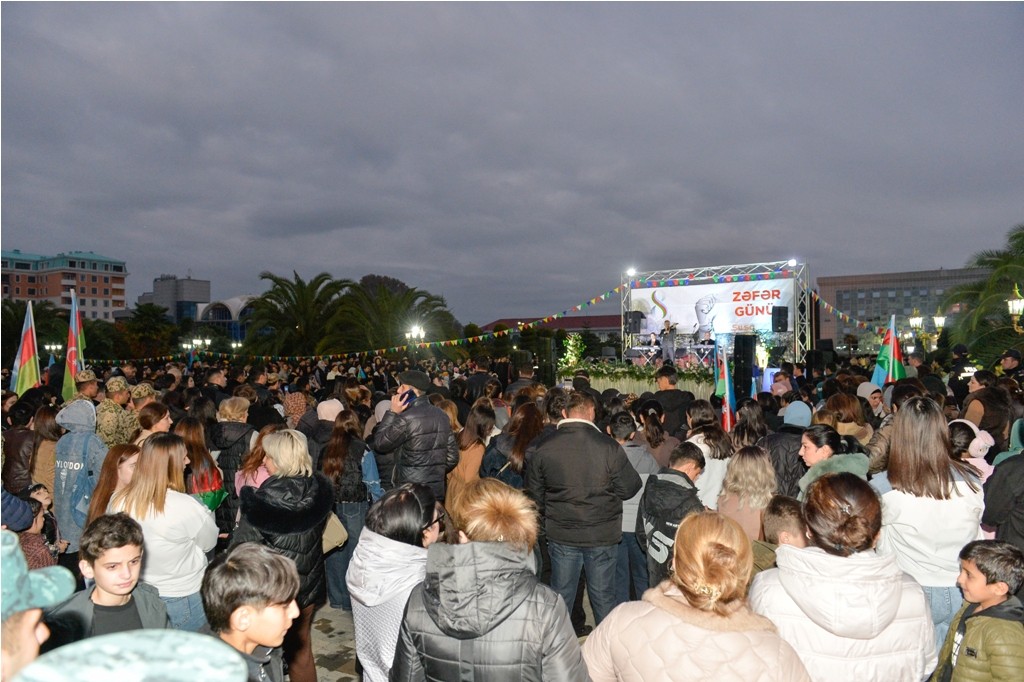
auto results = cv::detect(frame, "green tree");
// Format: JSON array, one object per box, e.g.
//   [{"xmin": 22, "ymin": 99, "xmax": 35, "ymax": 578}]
[
  {"xmin": 942, "ymin": 224, "xmax": 1024, "ymax": 366},
  {"xmin": 322, "ymin": 276, "xmax": 459, "ymax": 354},
  {"xmin": 2, "ymin": 300, "xmax": 67, "ymax": 369},
  {"xmin": 117, "ymin": 303, "xmax": 177, "ymax": 358},
  {"xmin": 81, "ymin": 319, "xmax": 124, "ymax": 361},
  {"xmin": 244, "ymin": 271, "xmax": 352, "ymax": 356}
]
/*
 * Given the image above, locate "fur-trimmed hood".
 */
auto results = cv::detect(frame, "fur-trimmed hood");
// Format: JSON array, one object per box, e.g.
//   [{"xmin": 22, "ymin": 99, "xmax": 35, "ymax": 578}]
[
  {"xmin": 643, "ymin": 581, "xmax": 777, "ymax": 634},
  {"xmin": 238, "ymin": 471, "xmax": 333, "ymax": 534}
]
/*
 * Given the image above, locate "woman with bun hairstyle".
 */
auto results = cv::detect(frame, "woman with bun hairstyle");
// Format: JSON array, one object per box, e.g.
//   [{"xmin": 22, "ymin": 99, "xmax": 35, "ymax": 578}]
[
  {"xmin": 871, "ymin": 396, "xmax": 984, "ymax": 649},
  {"xmin": 583, "ymin": 511, "xmax": 810, "ymax": 681},
  {"xmin": 749, "ymin": 473, "xmax": 936, "ymax": 681}
]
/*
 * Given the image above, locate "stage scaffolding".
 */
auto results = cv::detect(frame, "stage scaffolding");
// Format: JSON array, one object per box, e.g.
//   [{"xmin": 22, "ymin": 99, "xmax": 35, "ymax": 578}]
[{"xmin": 619, "ymin": 259, "xmax": 812, "ymax": 363}]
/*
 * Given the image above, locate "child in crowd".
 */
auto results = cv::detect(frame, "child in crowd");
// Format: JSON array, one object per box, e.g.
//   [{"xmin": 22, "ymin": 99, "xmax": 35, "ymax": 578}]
[
  {"xmin": 43, "ymin": 513, "xmax": 170, "ymax": 650},
  {"xmin": 930, "ymin": 540, "xmax": 1024, "ymax": 681},
  {"xmin": 201, "ymin": 542, "xmax": 301, "ymax": 682},
  {"xmin": 19, "ymin": 498, "xmax": 57, "ymax": 569},
  {"xmin": 637, "ymin": 441, "xmax": 706, "ymax": 587},
  {"xmin": 751, "ymin": 495, "xmax": 807, "ymax": 577},
  {"xmin": 22, "ymin": 483, "xmax": 67, "ymax": 563}
]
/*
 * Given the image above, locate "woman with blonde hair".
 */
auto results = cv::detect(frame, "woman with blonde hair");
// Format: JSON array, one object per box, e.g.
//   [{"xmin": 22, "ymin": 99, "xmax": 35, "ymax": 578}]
[
  {"xmin": 232, "ymin": 429, "xmax": 333, "ymax": 682},
  {"xmin": 392, "ymin": 478, "xmax": 590, "ymax": 681},
  {"xmin": 717, "ymin": 446, "xmax": 778, "ymax": 540},
  {"xmin": 583, "ymin": 512, "xmax": 809, "ymax": 681},
  {"xmin": 208, "ymin": 396, "xmax": 257, "ymax": 538},
  {"xmin": 108, "ymin": 433, "xmax": 218, "ymax": 631}
]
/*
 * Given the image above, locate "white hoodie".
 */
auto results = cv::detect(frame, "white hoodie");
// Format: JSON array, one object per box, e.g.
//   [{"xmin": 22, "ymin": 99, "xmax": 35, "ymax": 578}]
[
  {"xmin": 749, "ymin": 545, "xmax": 936, "ymax": 682},
  {"xmin": 346, "ymin": 528, "xmax": 428, "ymax": 682}
]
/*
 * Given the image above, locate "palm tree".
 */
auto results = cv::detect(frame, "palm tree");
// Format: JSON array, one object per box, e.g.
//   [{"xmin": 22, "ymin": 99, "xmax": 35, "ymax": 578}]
[
  {"xmin": 245, "ymin": 271, "xmax": 352, "ymax": 356},
  {"xmin": 942, "ymin": 224, "xmax": 1024, "ymax": 366},
  {"xmin": 321, "ymin": 277, "xmax": 460, "ymax": 354}
]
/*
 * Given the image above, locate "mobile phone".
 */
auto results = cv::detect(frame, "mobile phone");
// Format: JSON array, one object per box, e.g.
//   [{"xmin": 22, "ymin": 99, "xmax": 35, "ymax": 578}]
[{"xmin": 400, "ymin": 389, "xmax": 416, "ymax": 406}]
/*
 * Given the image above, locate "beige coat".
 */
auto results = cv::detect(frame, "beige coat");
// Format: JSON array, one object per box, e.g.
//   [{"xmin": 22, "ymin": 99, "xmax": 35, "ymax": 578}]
[{"xmin": 582, "ymin": 581, "xmax": 811, "ymax": 681}]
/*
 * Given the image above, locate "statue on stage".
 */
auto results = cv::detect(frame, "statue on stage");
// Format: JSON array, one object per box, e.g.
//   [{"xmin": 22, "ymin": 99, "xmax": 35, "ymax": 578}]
[{"xmin": 693, "ymin": 294, "xmax": 717, "ymax": 343}]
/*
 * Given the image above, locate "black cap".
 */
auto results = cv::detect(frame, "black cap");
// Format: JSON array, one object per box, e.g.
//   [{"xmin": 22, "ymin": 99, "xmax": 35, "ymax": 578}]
[
  {"xmin": 952, "ymin": 344, "xmax": 969, "ymax": 357},
  {"xmin": 1001, "ymin": 349, "xmax": 1022, "ymax": 361},
  {"xmin": 398, "ymin": 370, "xmax": 431, "ymax": 392}
]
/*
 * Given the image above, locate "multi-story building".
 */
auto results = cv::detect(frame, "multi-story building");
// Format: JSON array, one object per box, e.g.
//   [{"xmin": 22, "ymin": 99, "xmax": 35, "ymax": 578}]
[
  {"xmin": 1, "ymin": 249, "xmax": 128, "ymax": 320},
  {"xmin": 136, "ymin": 274, "xmax": 211, "ymax": 323},
  {"xmin": 816, "ymin": 267, "xmax": 987, "ymax": 347}
]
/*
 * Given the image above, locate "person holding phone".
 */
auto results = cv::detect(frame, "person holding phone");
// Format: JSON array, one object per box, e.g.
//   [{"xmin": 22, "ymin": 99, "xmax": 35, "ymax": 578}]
[{"xmin": 374, "ymin": 371, "xmax": 460, "ymax": 501}]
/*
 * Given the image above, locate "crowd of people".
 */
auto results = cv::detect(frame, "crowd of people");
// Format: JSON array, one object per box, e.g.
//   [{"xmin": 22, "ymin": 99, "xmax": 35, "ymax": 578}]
[{"xmin": 2, "ymin": 344, "xmax": 1024, "ymax": 681}]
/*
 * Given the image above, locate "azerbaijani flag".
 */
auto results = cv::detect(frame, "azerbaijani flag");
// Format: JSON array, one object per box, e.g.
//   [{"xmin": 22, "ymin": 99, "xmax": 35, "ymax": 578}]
[
  {"xmin": 10, "ymin": 302, "xmax": 41, "ymax": 396},
  {"xmin": 714, "ymin": 340, "xmax": 737, "ymax": 432},
  {"xmin": 61, "ymin": 290, "xmax": 87, "ymax": 402},
  {"xmin": 871, "ymin": 314, "xmax": 907, "ymax": 387}
]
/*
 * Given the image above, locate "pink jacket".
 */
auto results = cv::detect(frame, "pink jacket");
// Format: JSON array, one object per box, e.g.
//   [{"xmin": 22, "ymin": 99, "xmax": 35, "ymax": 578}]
[{"xmin": 582, "ymin": 582, "xmax": 810, "ymax": 681}]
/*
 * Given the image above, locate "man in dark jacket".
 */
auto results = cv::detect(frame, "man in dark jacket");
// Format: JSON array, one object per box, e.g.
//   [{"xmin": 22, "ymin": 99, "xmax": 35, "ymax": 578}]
[
  {"xmin": 756, "ymin": 400, "xmax": 812, "ymax": 498},
  {"xmin": 2, "ymin": 401, "xmax": 36, "ymax": 495},
  {"xmin": 526, "ymin": 391, "xmax": 642, "ymax": 625},
  {"xmin": 983, "ymin": 456, "xmax": 1024, "ymax": 598},
  {"xmin": 653, "ymin": 365, "xmax": 692, "ymax": 439},
  {"xmin": 947, "ymin": 344, "xmax": 974, "ymax": 409},
  {"xmin": 374, "ymin": 370, "xmax": 458, "ymax": 500},
  {"xmin": 636, "ymin": 442, "xmax": 705, "ymax": 587}
]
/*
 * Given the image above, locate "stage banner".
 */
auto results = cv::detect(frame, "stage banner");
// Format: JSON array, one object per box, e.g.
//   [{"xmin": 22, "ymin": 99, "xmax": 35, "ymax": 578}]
[{"xmin": 630, "ymin": 279, "xmax": 794, "ymax": 339}]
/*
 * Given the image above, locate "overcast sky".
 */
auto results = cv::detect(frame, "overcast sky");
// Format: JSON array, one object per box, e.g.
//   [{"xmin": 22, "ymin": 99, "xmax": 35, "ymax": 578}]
[{"xmin": 3, "ymin": 3, "xmax": 1022, "ymax": 328}]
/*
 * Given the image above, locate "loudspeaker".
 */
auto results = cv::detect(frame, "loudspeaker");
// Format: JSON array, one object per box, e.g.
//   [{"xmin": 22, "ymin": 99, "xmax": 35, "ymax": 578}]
[
  {"xmin": 817, "ymin": 338, "xmax": 835, "ymax": 352},
  {"xmin": 625, "ymin": 311, "xmax": 645, "ymax": 334},
  {"xmin": 772, "ymin": 306, "xmax": 789, "ymax": 333},
  {"xmin": 733, "ymin": 334, "xmax": 757, "ymax": 400}
]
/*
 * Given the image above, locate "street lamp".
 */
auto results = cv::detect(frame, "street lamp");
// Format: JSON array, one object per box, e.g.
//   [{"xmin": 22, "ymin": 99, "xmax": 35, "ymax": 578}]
[
  {"xmin": 44, "ymin": 343, "xmax": 63, "ymax": 355},
  {"xmin": 933, "ymin": 312, "xmax": 946, "ymax": 331},
  {"xmin": 1008, "ymin": 285, "xmax": 1024, "ymax": 334},
  {"xmin": 230, "ymin": 341, "xmax": 242, "ymax": 351}
]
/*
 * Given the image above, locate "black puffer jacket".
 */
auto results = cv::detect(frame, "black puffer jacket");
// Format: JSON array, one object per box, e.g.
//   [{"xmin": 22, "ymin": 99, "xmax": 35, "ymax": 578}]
[
  {"xmin": 390, "ymin": 542, "xmax": 590, "ymax": 682},
  {"xmin": 232, "ymin": 472, "xmax": 333, "ymax": 608},
  {"xmin": 756, "ymin": 425, "xmax": 809, "ymax": 499},
  {"xmin": 373, "ymin": 396, "xmax": 458, "ymax": 500},
  {"xmin": 208, "ymin": 420, "xmax": 256, "ymax": 534},
  {"xmin": 636, "ymin": 467, "xmax": 704, "ymax": 588},
  {"xmin": 526, "ymin": 421, "xmax": 642, "ymax": 547}
]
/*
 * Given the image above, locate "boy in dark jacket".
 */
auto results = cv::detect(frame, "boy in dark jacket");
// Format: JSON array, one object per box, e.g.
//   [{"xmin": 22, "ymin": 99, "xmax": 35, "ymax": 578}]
[
  {"xmin": 202, "ymin": 543, "xmax": 301, "ymax": 682},
  {"xmin": 44, "ymin": 513, "xmax": 169, "ymax": 651},
  {"xmin": 637, "ymin": 442, "xmax": 705, "ymax": 587},
  {"xmin": 930, "ymin": 540, "xmax": 1024, "ymax": 682}
]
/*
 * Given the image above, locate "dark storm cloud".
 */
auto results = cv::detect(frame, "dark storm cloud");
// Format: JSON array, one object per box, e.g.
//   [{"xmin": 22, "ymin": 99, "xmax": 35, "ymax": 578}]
[{"xmin": 3, "ymin": 3, "xmax": 1022, "ymax": 326}]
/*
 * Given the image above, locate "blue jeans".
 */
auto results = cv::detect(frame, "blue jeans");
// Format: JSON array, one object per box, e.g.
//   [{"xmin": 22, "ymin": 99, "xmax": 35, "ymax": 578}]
[
  {"xmin": 162, "ymin": 591, "xmax": 207, "ymax": 632},
  {"xmin": 326, "ymin": 500, "xmax": 368, "ymax": 610},
  {"xmin": 922, "ymin": 584, "xmax": 959, "ymax": 656},
  {"xmin": 549, "ymin": 541, "xmax": 620, "ymax": 625},
  {"xmin": 615, "ymin": 532, "xmax": 649, "ymax": 603}
]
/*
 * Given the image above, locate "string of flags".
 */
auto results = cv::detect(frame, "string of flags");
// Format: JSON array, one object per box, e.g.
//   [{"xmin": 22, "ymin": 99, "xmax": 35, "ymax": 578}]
[
  {"xmin": 102, "ymin": 285, "xmax": 627, "ymax": 365},
  {"xmin": 631, "ymin": 268, "xmax": 795, "ymax": 288},
  {"xmin": 808, "ymin": 290, "xmax": 887, "ymax": 335}
]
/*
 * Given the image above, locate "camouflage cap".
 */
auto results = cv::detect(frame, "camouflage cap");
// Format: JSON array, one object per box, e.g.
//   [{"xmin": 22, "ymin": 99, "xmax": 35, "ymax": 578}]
[
  {"xmin": 1, "ymin": 530, "xmax": 75, "ymax": 622},
  {"xmin": 105, "ymin": 376, "xmax": 129, "ymax": 393},
  {"xmin": 74, "ymin": 369, "xmax": 97, "ymax": 383},
  {"xmin": 15, "ymin": 629, "xmax": 248, "ymax": 682},
  {"xmin": 130, "ymin": 382, "xmax": 157, "ymax": 400}
]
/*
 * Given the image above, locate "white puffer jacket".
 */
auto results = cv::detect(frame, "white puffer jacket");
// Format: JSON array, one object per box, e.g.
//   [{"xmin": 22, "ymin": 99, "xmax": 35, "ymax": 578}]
[
  {"xmin": 346, "ymin": 528, "xmax": 428, "ymax": 682},
  {"xmin": 749, "ymin": 545, "xmax": 936, "ymax": 682},
  {"xmin": 582, "ymin": 581, "xmax": 810, "ymax": 681}
]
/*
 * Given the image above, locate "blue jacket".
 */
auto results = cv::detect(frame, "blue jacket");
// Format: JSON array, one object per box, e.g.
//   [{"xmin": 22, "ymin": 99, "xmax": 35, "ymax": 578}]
[{"xmin": 54, "ymin": 401, "xmax": 108, "ymax": 551}]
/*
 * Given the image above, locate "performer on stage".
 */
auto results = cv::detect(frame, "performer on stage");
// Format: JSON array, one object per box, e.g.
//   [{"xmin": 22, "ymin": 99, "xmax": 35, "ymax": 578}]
[{"xmin": 660, "ymin": 320, "xmax": 677, "ymax": 365}]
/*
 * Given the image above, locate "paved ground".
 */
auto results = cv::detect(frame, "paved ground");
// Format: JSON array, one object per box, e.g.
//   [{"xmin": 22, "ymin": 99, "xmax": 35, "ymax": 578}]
[{"xmin": 312, "ymin": 605, "xmax": 361, "ymax": 681}]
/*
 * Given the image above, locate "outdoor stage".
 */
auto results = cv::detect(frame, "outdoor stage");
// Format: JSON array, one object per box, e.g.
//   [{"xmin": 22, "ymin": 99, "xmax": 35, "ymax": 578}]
[{"xmin": 620, "ymin": 259, "xmax": 812, "ymax": 369}]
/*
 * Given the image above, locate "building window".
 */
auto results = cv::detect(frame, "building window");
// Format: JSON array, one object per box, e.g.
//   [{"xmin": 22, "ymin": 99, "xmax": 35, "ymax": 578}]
[
  {"xmin": 104, "ymin": 289, "xmax": 109, "ymax": 295},
  {"xmin": 103, "ymin": 312, "xmax": 109, "ymax": 319},
  {"xmin": 91, "ymin": 287, "xmax": 97, "ymax": 295},
  {"xmin": 91, "ymin": 311, "xmax": 97, "ymax": 318},
  {"xmin": 27, "ymin": 288, "xmax": 36, "ymax": 295},
  {"xmin": 872, "ymin": 292, "xmax": 880, "ymax": 298},
  {"xmin": 68, "ymin": 260, "xmax": 77, "ymax": 268},
  {"xmin": 104, "ymin": 300, "xmax": 110, "ymax": 308},
  {"xmin": 79, "ymin": 275, "xmax": 85, "ymax": 282},
  {"xmin": 79, "ymin": 287, "xmax": 86, "ymax": 294},
  {"xmin": 14, "ymin": 287, "xmax": 20, "ymax": 295},
  {"xmin": 104, "ymin": 276, "xmax": 109, "ymax": 283},
  {"xmin": 91, "ymin": 263, "xmax": 97, "ymax": 270},
  {"xmin": 91, "ymin": 275, "xmax": 97, "ymax": 283},
  {"xmin": 112, "ymin": 265, "xmax": 124, "ymax": 273},
  {"xmin": 27, "ymin": 276, "xmax": 35, "ymax": 283}
]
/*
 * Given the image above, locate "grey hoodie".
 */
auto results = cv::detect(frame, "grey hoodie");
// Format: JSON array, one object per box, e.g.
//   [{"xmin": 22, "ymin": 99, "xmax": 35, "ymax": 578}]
[{"xmin": 54, "ymin": 400, "xmax": 107, "ymax": 551}]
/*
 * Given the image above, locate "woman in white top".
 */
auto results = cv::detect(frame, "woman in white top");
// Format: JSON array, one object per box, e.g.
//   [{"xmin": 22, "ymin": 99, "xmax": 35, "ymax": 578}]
[
  {"xmin": 685, "ymin": 399, "xmax": 733, "ymax": 509},
  {"xmin": 870, "ymin": 396, "xmax": 984, "ymax": 650},
  {"xmin": 109, "ymin": 432, "xmax": 218, "ymax": 631},
  {"xmin": 346, "ymin": 483, "xmax": 444, "ymax": 682}
]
